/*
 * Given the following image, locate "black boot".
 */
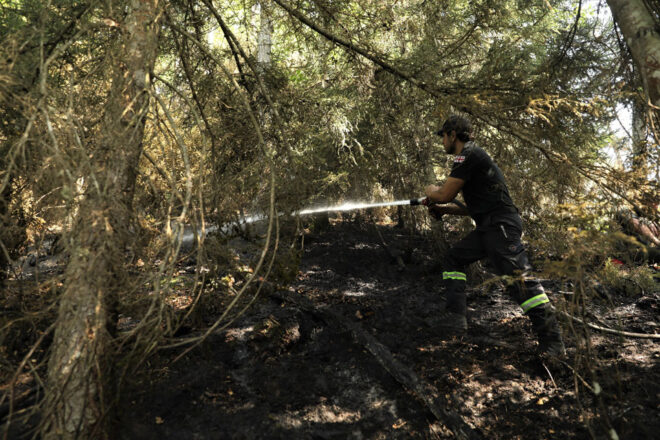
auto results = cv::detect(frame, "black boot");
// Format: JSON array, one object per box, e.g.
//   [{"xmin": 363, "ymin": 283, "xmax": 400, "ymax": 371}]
[
  {"xmin": 444, "ymin": 277, "xmax": 467, "ymax": 315},
  {"xmin": 527, "ymin": 304, "xmax": 566, "ymax": 358}
]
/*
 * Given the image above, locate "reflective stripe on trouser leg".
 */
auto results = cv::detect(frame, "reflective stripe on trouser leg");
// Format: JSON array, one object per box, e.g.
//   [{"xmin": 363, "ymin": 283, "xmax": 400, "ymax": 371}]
[
  {"xmin": 520, "ymin": 293, "xmax": 550, "ymax": 314},
  {"xmin": 443, "ymin": 271, "xmax": 467, "ymax": 281},
  {"xmin": 514, "ymin": 279, "xmax": 562, "ymax": 345}
]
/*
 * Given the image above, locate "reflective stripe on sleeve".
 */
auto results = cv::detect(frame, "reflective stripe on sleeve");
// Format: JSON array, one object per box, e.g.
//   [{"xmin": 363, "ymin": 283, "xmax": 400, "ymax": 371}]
[
  {"xmin": 520, "ymin": 293, "xmax": 550, "ymax": 313},
  {"xmin": 443, "ymin": 271, "xmax": 467, "ymax": 281}
]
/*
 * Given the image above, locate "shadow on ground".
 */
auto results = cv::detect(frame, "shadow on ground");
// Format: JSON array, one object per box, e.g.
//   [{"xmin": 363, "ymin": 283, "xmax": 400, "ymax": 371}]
[{"xmin": 113, "ymin": 220, "xmax": 659, "ymax": 439}]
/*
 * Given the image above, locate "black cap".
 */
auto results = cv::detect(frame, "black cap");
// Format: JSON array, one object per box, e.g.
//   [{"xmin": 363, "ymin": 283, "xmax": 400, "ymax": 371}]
[{"xmin": 436, "ymin": 115, "xmax": 472, "ymax": 141}]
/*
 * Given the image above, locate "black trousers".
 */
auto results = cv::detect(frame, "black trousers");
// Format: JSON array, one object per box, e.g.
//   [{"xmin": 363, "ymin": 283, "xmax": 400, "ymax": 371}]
[{"xmin": 442, "ymin": 214, "xmax": 562, "ymax": 343}]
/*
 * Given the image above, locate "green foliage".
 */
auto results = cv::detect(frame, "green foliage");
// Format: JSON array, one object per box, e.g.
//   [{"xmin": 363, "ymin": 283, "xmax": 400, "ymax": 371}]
[
  {"xmin": 598, "ymin": 258, "xmax": 657, "ymax": 296},
  {"xmin": 2, "ymin": 2, "xmax": 659, "ymax": 438},
  {"xmin": 0, "ymin": 0, "xmax": 653, "ymax": 308}
]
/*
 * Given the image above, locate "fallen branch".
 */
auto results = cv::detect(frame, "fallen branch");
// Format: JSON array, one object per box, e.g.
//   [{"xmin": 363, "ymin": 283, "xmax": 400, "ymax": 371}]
[
  {"xmin": 560, "ymin": 311, "xmax": 660, "ymax": 340},
  {"xmin": 270, "ymin": 289, "xmax": 481, "ymax": 440}
]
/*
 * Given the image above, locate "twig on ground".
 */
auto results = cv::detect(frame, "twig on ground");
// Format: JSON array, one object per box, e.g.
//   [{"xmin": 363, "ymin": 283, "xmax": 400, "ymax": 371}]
[
  {"xmin": 542, "ymin": 362, "xmax": 558, "ymax": 390},
  {"xmin": 559, "ymin": 311, "xmax": 660, "ymax": 340}
]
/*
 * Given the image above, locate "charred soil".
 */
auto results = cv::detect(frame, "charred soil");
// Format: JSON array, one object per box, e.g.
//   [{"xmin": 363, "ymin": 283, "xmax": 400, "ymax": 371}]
[
  {"xmin": 118, "ymin": 220, "xmax": 659, "ymax": 439},
  {"xmin": 3, "ymin": 220, "xmax": 659, "ymax": 439}
]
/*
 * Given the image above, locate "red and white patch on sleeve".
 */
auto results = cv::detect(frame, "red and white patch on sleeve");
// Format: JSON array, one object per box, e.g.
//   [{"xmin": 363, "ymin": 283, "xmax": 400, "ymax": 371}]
[{"xmin": 454, "ymin": 156, "xmax": 465, "ymax": 163}]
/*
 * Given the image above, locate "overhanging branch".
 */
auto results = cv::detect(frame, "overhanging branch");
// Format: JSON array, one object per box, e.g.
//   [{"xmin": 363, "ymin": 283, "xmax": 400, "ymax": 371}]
[
  {"xmin": 272, "ymin": 0, "xmax": 451, "ymax": 98},
  {"xmin": 276, "ymin": 0, "xmax": 647, "ymax": 211}
]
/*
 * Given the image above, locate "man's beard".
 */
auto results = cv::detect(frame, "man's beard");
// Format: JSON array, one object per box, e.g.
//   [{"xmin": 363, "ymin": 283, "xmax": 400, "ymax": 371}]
[{"xmin": 447, "ymin": 140, "xmax": 457, "ymax": 155}]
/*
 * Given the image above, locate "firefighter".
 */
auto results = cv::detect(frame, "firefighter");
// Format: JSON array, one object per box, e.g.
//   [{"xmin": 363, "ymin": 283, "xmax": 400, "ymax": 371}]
[{"xmin": 423, "ymin": 115, "xmax": 565, "ymax": 358}]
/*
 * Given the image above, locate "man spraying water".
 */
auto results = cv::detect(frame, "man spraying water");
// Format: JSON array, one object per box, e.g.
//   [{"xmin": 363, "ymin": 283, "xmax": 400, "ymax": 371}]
[{"xmin": 421, "ymin": 115, "xmax": 565, "ymax": 359}]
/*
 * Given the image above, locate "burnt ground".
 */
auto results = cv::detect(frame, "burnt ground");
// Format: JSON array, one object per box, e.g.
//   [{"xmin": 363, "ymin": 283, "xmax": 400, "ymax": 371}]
[
  {"xmin": 116, "ymin": 220, "xmax": 660, "ymax": 439},
  {"xmin": 2, "ymin": 220, "xmax": 658, "ymax": 439}
]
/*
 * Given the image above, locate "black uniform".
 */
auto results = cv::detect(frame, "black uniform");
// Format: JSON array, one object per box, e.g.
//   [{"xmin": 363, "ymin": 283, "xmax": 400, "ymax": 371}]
[{"xmin": 442, "ymin": 142, "xmax": 562, "ymax": 347}]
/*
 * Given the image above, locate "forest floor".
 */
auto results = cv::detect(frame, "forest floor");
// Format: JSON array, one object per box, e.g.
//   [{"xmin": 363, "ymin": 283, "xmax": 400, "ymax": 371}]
[
  {"xmin": 117, "ymin": 219, "xmax": 659, "ymax": 440},
  {"xmin": 3, "ymin": 219, "xmax": 659, "ymax": 439}
]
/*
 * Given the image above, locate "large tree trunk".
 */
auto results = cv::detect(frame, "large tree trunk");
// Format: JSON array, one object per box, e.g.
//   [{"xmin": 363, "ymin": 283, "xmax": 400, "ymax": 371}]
[
  {"xmin": 607, "ymin": 0, "xmax": 660, "ymax": 110},
  {"xmin": 42, "ymin": 1, "xmax": 160, "ymax": 439},
  {"xmin": 257, "ymin": 1, "xmax": 273, "ymax": 70}
]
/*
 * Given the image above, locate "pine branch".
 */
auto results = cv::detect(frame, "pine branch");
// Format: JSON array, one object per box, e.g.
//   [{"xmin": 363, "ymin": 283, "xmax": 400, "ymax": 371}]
[{"xmin": 271, "ymin": 0, "xmax": 452, "ymax": 98}]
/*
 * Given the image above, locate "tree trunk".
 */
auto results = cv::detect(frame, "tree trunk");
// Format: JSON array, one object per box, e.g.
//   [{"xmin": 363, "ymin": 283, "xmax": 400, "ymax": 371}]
[
  {"xmin": 607, "ymin": 0, "xmax": 660, "ymax": 110},
  {"xmin": 42, "ymin": 1, "xmax": 160, "ymax": 439},
  {"xmin": 257, "ymin": 1, "xmax": 273, "ymax": 70},
  {"xmin": 0, "ymin": 174, "xmax": 11, "ymax": 283},
  {"xmin": 632, "ymin": 96, "xmax": 649, "ymax": 174}
]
